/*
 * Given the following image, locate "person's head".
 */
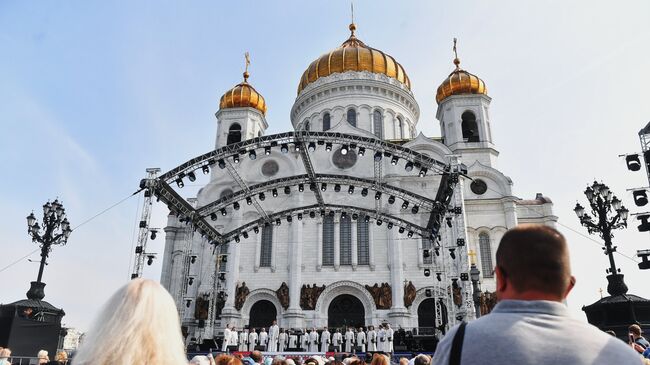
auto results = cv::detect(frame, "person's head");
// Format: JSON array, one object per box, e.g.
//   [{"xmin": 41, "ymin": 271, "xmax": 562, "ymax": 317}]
[
  {"xmin": 272, "ymin": 356, "xmax": 287, "ymax": 365},
  {"xmin": 250, "ymin": 351, "xmax": 263, "ymax": 364},
  {"xmin": 273, "ymin": 320, "xmax": 277, "ymax": 325},
  {"xmin": 285, "ymin": 359, "xmax": 296, "ymax": 365},
  {"xmin": 369, "ymin": 354, "xmax": 389, "ymax": 365},
  {"xmin": 216, "ymin": 354, "xmax": 244, "ymax": 365},
  {"xmin": 55, "ymin": 351, "xmax": 68, "ymax": 363},
  {"xmin": 495, "ymin": 224, "xmax": 575, "ymax": 302},
  {"xmin": 191, "ymin": 355, "xmax": 211, "ymax": 365},
  {"xmin": 0, "ymin": 348, "xmax": 10, "ymax": 359},
  {"xmin": 37, "ymin": 350, "xmax": 49, "ymax": 363},
  {"xmin": 73, "ymin": 278, "xmax": 186, "ymax": 365},
  {"xmin": 605, "ymin": 330, "xmax": 617, "ymax": 337},
  {"xmin": 413, "ymin": 354, "xmax": 430, "ymax": 365},
  {"xmin": 630, "ymin": 324, "xmax": 643, "ymax": 339},
  {"xmin": 399, "ymin": 358, "xmax": 409, "ymax": 365}
]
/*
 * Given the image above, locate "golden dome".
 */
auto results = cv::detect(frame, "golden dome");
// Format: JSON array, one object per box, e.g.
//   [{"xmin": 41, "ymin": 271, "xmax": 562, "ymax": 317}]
[
  {"xmin": 436, "ymin": 57, "xmax": 487, "ymax": 103},
  {"xmin": 219, "ymin": 71, "xmax": 267, "ymax": 115},
  {"xmin": 297, "ymin": 23, "xmax": 411, "ymax": 95}
]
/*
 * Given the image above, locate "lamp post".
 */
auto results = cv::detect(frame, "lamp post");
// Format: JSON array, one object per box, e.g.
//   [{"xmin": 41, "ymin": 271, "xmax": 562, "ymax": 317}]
[
  {"xmin": 574, "ymin": 181, "xmax": 629, "ymax": 296},
  {"xmin": 469, "ymin": 263, "xmax": 482, "ymax": 318},
  {"xmin": 25, "ymin": 199, "xmax": 72, "ymax": 300}
]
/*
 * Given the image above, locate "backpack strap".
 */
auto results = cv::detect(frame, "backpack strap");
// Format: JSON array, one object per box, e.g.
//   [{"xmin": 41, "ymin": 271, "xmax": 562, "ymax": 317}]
[{"xmin": 449, "ymin": 322, "xmax": 468, "ymax": 365}]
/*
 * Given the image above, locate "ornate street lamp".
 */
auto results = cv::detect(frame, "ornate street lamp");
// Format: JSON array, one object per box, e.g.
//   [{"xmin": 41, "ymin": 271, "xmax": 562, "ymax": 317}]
[
  {"xmin": 469, "ymin": 262, "xmax": 482, "ymax": 318},
  {"xmin": 574, "ymin": 181, "xmax": 629, "ymax": 296},
  {"xmin": 25, "ymin": 199, "xmax": 72, "ymax": 300}
]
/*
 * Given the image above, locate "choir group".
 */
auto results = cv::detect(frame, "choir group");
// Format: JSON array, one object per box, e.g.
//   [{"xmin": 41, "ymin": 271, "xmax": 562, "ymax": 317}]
[{"xmin": 221, "ymin": 321, "xmax": 395, "ymax": 353}]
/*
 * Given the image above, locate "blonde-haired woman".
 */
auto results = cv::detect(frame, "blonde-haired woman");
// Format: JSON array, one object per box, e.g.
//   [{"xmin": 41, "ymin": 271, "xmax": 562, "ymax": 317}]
[{"xmin": 73, "ymin": 278, "xmax": 187, "ymax": 365}]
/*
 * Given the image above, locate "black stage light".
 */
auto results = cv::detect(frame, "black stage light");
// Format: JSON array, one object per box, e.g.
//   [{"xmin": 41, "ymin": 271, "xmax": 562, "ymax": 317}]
[
  {"xmin": 265, "ymin": 146, "xmax": 272, "ymax": 155},
  {"xmin": 434, "ymin": 247, "xmax": 440, "ymax": 256},
  {"xmin": 176, "ymin": 178, "xmax": 184, "ymax": 188},
  {"xmin": 341, "ymin": 211, "xmax": 347, "ymax": 219},
  {"xmin": 398, "ymin": 227, "xmax": 405, "ymax": 234},
  {"xmin": 424, "ymin": 268, "xmax": 431, "ymax": 277},
  {"xmin": 320, "ymin": 210, "xmax": 326, "ymax": 217},
  {"xmin": 376, "ymin": 219, "xmax": 383, "ymax": 226},
  {"xmin": 218, "ymin": 159, "xmax": 226, "ymax": 169},
  {"xmin": 375, "ymin": 191, "xmax": 382, "ymax": 200},
  {"xmin": 401, "ymin": 201, "xmax": 409, "ymax": 209},
  {"xmin": 364, "ymin": 215, "xmax": 371, "ymax": 223},
  {"xmin": 457, "ymin": 238, "xmax": 465, "ymax": 246},
  {"xmin": 449, "ymin": 248, "xmax": 456, "ymax": 259},
  {"xmin": 202, "ymin": 165, "xmax": 210, "ymax": 174},
  {"xmin": 308, "ymin": 142, "xmax": 316, "ymax": 152},
  {"xmin": 387, "ymin": 222, "xmax": 393, "ymax": 229},
  {"xmin": 388, "ymin": 195, "xmax": 395, "ymax": 204},
  {"xmin": 285, "ymin": 186, "xmax": 291, "ymax": 195},
  {"xmin": 419, "ymin": 168, "xmax": 428, "ymax": 177},
  {"xmin": 294, "ymin": 144, "xmax": 300, "ymax": 152},
  {"xmin": 309, "ymin": 211, "xmax": 316, "ymax": 218},
  {"xmin": 361, "ymin": 188, "xmax": 368, "ymax": 197},
  {"xmin": 334, "ymin": 184, "xmax": 341, "ymax": 192},
  {"xmin": 233, "ymin": 202, "xmax": 240, "ymax": 210},
  {"xmin": 233, "ymin": 154, "xmax": 240, "ymax": 164},
  {"xmin": 407, "ymin": 231, "xmax": 414, "ymax": 238},
  {"xmin": 358, "ymin": 147, "xmax": 366, "ymax": 156},
  {"xmin": 328, "ymin": 211, "xmax": 335, "ymax": 217},
  {"xmin": 348, "ymin": 185, "xmax": 355, "ymax": 194},
  {"xmin": 391, "ymin": 156, "xmax": 399, "ymax": 165},
  {"xmin": 272, "ymin": 188, "xmax": 278, "ymax": 197},
  {"xmin": 425, "ymin": 289, "xmax": 432, "ymax": 297},
  {"xmin": 423, "ymin": 249, "xmax": 431, "ymax": 258},
  {"xmin": 325, "ymin": 142, "xmax": 333, "ymax": 152},
  {"xmin": 299, "ymin": 184, "xmax": 305, "ymax": 192},
  {"xmin": 627, "ymin": 154, "xmax": 641, "ymax": 171},
  {"xmin": 218, "ymin": 272, "xmax": 226, "ymax": 281},
  {"xmin": 374, "ymin": 151, "xmax": 382, "ymax": 162},
  {"xmin": 253, "ymin": 226, "xmax": 259, "ymax": 234},
  {"xmin": 234, "ymin": 236, "xmax": 240, "ymax": 243},
  {"xmin": 242, "ymin": 231, "xmax": 249, "ymax": 239},
  {"xmin": 281, "ymin": 144, "xmax": 289, "ymax": 153},
  {"xmin": 436, "ymin": 273, "xmax": 442, "ymax": 282},
  {"xmin": 634, "ymin": 190, "xmax": 648, "ymax": 206},
  {"xmin": 275, "ymin": 218, "xmax": 282, "ymax": 225},
  {"xmin": 411, "ymin": 205, "xmax": 419, "ymax": 214},
  {"xmin": 405, "ymin": 162, "xmax": 414, "ymax": 172},
  {"xmin": 220, "ymin": 208, "xmax": 227, "ymax": 216},
  {"xmin": 186, "ymin": 299, "xmax": 192, "ymax": 308},
  {"xmin": 287, "ymin": 215, "xmax": 293, "ymax": 222},
  {"xmin": 246, "ymin": 197, "xmax": 253, "ymax": 205},
  {"xmin": 188, "ymin": 171, "xmax": 196, "ymax": 182},
  {"xmin": 341, "ymin": 145, "xmax": 349, "ymax": 155},
  {"xmin": 249, "ymin": 150, "xmax": 257, "ymax": 160},
  {"xmin": 210, "ymin": 213, "xmax": 218, "ymax": 221},
  {"xmin": 297, "ymin": 213, "xmax": 303, "ymax": 220},
  {"xmin": 321, "ymin": 183, "xmax": 327, "ymax": 192},
  {"xmin": 352, "ymin": 213, "xmax": 359, "ymax": 220},
  {"xmin": 259, "ymin": 192, "xmax": 266, "ymax": 201},
  {"xmin": 446, "ymin": 217, "xmax": 453, "ymax": 227}
]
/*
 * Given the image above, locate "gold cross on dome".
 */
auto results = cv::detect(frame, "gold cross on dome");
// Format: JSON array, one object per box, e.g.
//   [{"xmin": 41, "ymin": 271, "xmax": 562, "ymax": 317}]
[
  {"xmin": 244, "ymin": 52, "xmax": 250, "ymax": 73},
  {"xmin": 468, "ymin": 249, "xmax": 477, "ymax": 265},
  {"xmin": 453, "ymin": 38, "xmax": 458, "ymax": 59},
  {"xmin": 599, "ymin": 287, "xmax": 603, "ymax": 298}
]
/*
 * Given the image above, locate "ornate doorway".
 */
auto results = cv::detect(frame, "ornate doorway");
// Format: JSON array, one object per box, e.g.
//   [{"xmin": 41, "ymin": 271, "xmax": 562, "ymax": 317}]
[
  {"xmin": 328, "ymin": 294, "xmax": 364, "ymax": 329},
  {"xmin": 417, "ymin": 298, "xmax": 436, "ymax": 335},
  {"xmin": 249, "ymin": 300, "xmax": 276, "ymax": 329}
]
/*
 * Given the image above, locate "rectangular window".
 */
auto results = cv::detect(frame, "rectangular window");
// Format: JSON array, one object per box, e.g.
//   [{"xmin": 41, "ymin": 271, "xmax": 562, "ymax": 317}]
[
  {"xmin": 260, "ymin": 225, "xmax": 273, "ymax": 267},
  {"xmin": 322, "ymin": 216, "xmax": 334, "ymax": 266},
  {"xmin": 357, "ymin": 219, "xmax": 370, "ymax": 265},
  {"xmin": 340, "ymin": 216, "xmax": 352, "ymax": 265}
]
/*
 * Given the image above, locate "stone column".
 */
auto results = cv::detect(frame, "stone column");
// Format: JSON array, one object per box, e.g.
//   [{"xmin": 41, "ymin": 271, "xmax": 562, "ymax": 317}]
[
  {"xmin": 504, "ymin": 199, "xmax": 518, "ymax": 229},
  {"xmin": 334, "ymin": 218, "xmax": 340, "ymax": 271},
  {"xmin": 317, "ymin": 221, "xmax": 323, "ymax": 271},
  {"xmin": 285, "ymin": 200, "xmax": 305, "ymax": 328},
  {"xmin": 368, "ymin": 224, "xmax": 375, "ymax": 270},
  {"xmin": 221, "ymin": 212, "xmax": 243, "ymax": 325},
  {"xmin": 351, "ymin": 221, "xmax": 358, "ymax": 269},
  {"xmin": 387, "ymin": 230, "xmax": 409, "ymax": 326}
]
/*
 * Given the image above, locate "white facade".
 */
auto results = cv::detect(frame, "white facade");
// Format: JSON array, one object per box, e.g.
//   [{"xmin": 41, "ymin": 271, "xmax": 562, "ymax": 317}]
[{"xmin": 160, "ymin": 30, "xmax": 556, "ymax": 344}]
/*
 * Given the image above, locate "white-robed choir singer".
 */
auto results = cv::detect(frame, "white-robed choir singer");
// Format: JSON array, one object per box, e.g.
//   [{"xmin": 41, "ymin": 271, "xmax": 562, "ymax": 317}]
[{"xmin": 320, "ymin": 327, "xmax": 331, "ymax": 352}]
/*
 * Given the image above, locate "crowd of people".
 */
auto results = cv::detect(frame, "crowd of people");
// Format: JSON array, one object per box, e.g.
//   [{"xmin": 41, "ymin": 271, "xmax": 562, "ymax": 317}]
[
  {"xmin": 2, "ymin": 224, "xmax": 650, "ymax": 364},
  {"xmin": 221, "ymin": 323, "xmax": 396, "ymax": 353}
]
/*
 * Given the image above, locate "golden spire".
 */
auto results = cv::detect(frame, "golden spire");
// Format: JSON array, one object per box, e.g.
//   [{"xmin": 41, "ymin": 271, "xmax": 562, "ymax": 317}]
[
  {"xmin": 243, "ymin": 51, "xmax": 251, "ymax": 82},
  {"xmin": 349, "ymin": 1, "xmax": 356, "ymax": 37},
  {"xmin": 453, "ymin": 37, "xmax": 460, "ymax": 69}
]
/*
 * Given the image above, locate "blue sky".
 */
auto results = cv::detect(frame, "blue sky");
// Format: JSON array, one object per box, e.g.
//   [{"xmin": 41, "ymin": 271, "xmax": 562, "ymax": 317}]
[{"xmin": 1, "ymin": 0, "xmax": 650, "ymax": 331}]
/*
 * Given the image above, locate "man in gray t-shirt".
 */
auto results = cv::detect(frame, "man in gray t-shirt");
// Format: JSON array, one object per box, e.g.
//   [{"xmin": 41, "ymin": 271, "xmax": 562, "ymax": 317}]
[{"xmin": 432, "ymin": 225, "xmax": 642, "ymax": 365}]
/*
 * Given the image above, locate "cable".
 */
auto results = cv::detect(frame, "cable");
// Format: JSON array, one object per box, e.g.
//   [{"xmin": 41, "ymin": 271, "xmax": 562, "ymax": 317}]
[
  {"xmin": 72, "ymin": 191, "xmax": 139, "ymax": 231},
  {"xmin": 0, "ymin": 248, "xmax": 40, "ymax": 274}
]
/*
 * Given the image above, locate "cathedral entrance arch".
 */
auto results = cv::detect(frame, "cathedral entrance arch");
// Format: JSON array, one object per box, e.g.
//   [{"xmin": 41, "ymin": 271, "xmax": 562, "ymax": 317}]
[
  {"xmin": 249, "ymin": 300, "xmax": 276, "ymax": 329},
  {"xmin": 328, "ymin": 294, "xmax": 364, "ymax": 329},
  {"xmin": 417, "ymin": 298, "xmax": 436, "ymax": 334}
]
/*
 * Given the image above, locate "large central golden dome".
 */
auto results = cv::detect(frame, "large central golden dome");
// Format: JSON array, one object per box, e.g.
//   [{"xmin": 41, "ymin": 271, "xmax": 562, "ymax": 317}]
[{"xmin": 297, "ymin": 24, "xmax": 411, "ymax": 95}]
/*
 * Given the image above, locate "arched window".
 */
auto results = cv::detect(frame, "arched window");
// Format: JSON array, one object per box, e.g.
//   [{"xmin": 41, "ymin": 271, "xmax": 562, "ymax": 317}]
[
  {"xmin": 304, "ymin": 120, "xmax": 310, "ymax": 131},
  {"xmin": 323, "ymin": 112, "xmax": 331, "ymax": 131},
  {"xmin": 347, "ymin": 108, "xmax": 357, "ymax": 127},
  {"xmin": 260, "ymin": 224, "xmax": 273, "ymax": 267},
  {"xmin": 357, "ymin": 218, "xmax": 369, "ymax": 265},
  {"xmin": 479, "ymin": 232, "xmax": 493, "ymax": 277},
  {"xmin": 227, "ymin": 123, "xmax": 242, "ymax": 145},
  {"xmin": 397, "ymin": 117, "xmax": 403, "ymax": 139},
  {"xmin": 461, "ymin": 111, "xmax": 479, "ymax": 142},
  {"xmin": 422, "ymin": 237, "xmax": 433, "ymax": 264},
  {"xmin": 322, "ymin": 216, "xmax": 334, "ymax": 266},
  {"xmin": 340, "ymin": 216, "xmax": 352, "ymax": 265},
  {"xmin": 373, "ymin": 110, "xmax": 383, "ymax": 138}
]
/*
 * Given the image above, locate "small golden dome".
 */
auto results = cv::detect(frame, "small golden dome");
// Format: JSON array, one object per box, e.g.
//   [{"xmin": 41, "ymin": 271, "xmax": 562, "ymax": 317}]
[
  {"xmin": 219, "ymin": 72, "xmax": 267, "ymax": 115},
  {"xmin": 436, "ymin": 58, "xmax": 487, "ymax": 103},
  {"xmin": 297, "ymin": 23, "xmax": 411, "ymax": 95}
]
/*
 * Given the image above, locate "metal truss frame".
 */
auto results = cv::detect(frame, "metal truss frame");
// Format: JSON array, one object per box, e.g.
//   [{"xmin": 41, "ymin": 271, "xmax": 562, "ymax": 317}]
[{"xmin": 143, "ymin": 131, "xmax": 462, "ymax": 246}]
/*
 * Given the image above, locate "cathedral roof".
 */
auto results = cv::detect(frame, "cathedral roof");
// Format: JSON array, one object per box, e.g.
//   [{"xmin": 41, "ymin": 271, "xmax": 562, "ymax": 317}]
[
  {"xmin": 297, "ymin": 23, "xmax": 411, "ymax": 95},
  {"xmin": 436, "ymin": 44, "xmax": 488, "ymax": 103},
  {"xmin": 219, "ymin": 71, "xmax": 267, "ymax": 116}
]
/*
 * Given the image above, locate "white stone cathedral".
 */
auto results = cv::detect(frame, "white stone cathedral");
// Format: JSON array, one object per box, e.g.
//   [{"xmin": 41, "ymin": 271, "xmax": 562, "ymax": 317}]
[{"xmin": 160, "ymin": 23, "xmax": 556, "ymax": 343}]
